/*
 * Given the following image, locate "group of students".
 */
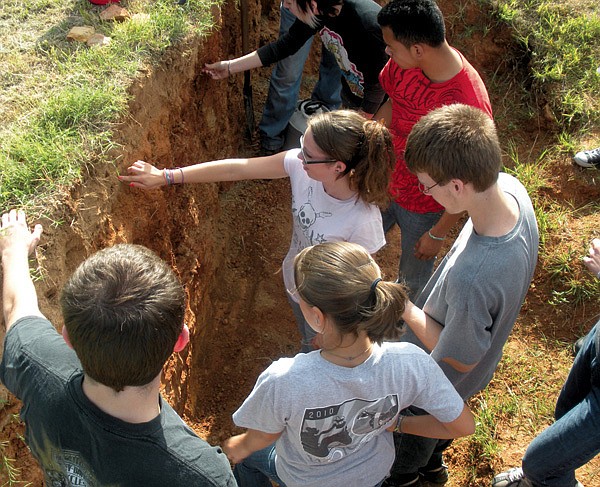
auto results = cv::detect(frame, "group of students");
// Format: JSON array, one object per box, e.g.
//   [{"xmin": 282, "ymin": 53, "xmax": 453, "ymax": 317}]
[{"xmin": 0, "ymin": 0, "xmax": 598, "ymax": 486}]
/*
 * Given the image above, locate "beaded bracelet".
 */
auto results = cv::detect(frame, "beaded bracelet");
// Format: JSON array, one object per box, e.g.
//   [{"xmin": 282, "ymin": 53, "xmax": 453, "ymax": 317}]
[
  {"xmin": 163, "ymin": 169, "xmax": 174, "ymax": 186},
  {"xmin": 163, "ymin": 168, "xmax": 184, "ymax": 186},
  {"xmin": 428, "ymin": 230, "xmax": 445, "ymax": 241}
]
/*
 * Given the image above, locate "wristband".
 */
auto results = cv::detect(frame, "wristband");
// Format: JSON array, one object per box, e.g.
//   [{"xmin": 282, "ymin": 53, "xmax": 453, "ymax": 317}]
[
  {"xmin": 428, "ymin": 230, "xmax": 445, "ymax": 241},
  {"xmin": 394, "ymin": 415, "xmax": 406, "ymax": 433},
  {"xmin": 227, "ymin": 61, "xmax": 231, "ymax": 76}
]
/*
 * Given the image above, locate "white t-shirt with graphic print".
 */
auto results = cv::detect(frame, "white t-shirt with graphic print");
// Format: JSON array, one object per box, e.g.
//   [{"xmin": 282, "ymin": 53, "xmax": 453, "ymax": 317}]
[{"xmin": 282, "ymin": 149, "xmax": 385, "ymax": 300}]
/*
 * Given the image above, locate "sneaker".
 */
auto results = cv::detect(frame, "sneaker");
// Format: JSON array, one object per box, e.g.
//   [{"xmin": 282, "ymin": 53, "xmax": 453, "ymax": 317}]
[
  {"xmin": 419, "ymin": 464, "xmax": 448, "ymax": 484},
  {"xmin": 492, "ymin": 467, "xmax": 533, "ymax": 487},
  {"xmin": 573, "ymin": 147, "xmax": 600, "ymax": 168}
]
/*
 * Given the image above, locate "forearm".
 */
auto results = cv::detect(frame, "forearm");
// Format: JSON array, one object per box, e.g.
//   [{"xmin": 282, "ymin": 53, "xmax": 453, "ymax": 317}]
[
  {"xmin": 401, "ymin": 301, "xmax": 443, "ymax": 352},
  {"xmin": 2, "ymin": 247, "xmax": 40, "ymax": 329},
  {"xmin": 175, "ymin": 156, "xmax": 287, "ymax": 184},
  {"xmin": 429, "ymin": 211, "xmax": 464, "ymax": 239},
  {"xmin": 222, "ymin": 429, "xmax": 282, "ymax": 463},
  {"xmin": 374, "ymin": 99, "xmax": 392, "ymax": 127},
  {"xmin": 400, "ymin": 404, "xmax": 475, "ymax": 439},
  {"xmin": 227, "ymin": 51, "xmax": 263, "ymax": 74}
]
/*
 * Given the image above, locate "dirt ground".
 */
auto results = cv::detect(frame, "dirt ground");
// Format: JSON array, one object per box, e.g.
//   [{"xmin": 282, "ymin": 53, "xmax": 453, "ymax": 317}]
[{"xmin": 1, "ymin": 0, "xmax": 599, "ymax": 485}]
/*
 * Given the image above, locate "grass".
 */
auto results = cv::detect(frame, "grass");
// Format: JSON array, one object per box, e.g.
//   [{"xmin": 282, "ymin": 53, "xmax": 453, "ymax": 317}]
[
  {"xmin": 491, "ymin": 0, "xmax": 600, "ymax": 132},
  {"xmin": 0, "ymin": 0, "xmax": 599, "ymax": 485},
  {"xmin": 0, "ymin": 0, "xmax": 222, "ymax": 216}
]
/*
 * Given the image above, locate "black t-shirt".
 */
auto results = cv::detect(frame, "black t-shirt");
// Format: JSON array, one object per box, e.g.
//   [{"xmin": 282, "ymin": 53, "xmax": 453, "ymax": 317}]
[
  {"xmin": 257, "ymin": 0, "xmax": 387, "ymax": 114},
  {"xmin": 0, "ymin": 316, "xmax": 236, "ymax": 487}
]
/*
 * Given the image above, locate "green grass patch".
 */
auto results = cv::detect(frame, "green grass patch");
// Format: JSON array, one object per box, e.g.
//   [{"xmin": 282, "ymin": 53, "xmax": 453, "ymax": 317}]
[
  {"xmin": 491, "ymin": 0, "xmax": 600, "ymax": 132},
  {"xmin": 0, "ymin": 0, "xmax": 222, "ymax": 215}
]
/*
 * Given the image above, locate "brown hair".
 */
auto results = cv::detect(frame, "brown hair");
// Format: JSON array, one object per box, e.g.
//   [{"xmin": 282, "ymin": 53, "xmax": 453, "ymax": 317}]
[
  {"xmin": 308, "ymin": 110, "xmax": 395, "ymax": 207},
  {"xmin": 61, "ymin": 244, "xmax": 186, "ymax": 392},
  {"xmin": 294, "ymin": 241, "xmax": 407, "ymax": 344},
  {"xmin": 405, "ymin": 104, "xmax": 501, "ymax": 192}
]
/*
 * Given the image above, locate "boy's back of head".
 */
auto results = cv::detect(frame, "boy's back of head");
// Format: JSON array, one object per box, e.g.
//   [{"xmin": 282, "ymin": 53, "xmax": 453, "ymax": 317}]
[
  {"xmin": 405, "ymin": 104, "xmax": 502, "ymax": 191},
  {"xmin": 377, "ymin": 0, "xmax": 446, "ymax": 47},
  {"xmin": 60, "ymin": 244, "xmax": 185, "ymax": 392}
]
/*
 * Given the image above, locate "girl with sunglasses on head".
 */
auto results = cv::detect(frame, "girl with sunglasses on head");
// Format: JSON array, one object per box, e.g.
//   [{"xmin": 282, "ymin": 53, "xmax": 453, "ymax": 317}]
[
  {"xmin": 222, "ymin": 241, "xmax": 475, "ymax": 487},
  {"xmin": 120, "ymin": 109, "xmax": 394, "ymax": 352}
]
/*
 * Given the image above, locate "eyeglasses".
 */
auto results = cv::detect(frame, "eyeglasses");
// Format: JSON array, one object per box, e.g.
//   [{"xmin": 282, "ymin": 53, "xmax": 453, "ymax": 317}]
[
  {"xmin": 418, "ymin": 181, "xmax": 440, "ymax": 194},
  {"xmin": 299, "ymin": 135, "xmax": 337, "ymax": 165}
]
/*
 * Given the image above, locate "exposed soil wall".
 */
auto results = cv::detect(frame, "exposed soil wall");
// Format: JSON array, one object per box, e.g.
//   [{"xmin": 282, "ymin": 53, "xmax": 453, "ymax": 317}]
[{"xmin": 1, "ymin": 0, "xmax": 599, "ymax": 485}]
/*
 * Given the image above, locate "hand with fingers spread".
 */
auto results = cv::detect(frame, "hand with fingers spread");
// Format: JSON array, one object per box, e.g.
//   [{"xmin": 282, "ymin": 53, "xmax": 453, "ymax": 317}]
[
  {"xmin": 119, "ymin": 160, "xmax": 167, "ymax": 190},
  {"xmin": 0, "ymin": 209, "xmax": 43, "ymax": 258},
  {"xmin": 202, "ymin": 60, "xmax": 231, "ymax": 80},
  {"xmin": 583, "ymin": 238, "xmax": 600, "ymax": 278}
]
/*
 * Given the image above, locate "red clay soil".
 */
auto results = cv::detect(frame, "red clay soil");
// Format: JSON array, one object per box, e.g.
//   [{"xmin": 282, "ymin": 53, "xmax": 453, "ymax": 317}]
[{"xmin": 1, "ymin": 0, "xmax": 599, "ymax": 485}]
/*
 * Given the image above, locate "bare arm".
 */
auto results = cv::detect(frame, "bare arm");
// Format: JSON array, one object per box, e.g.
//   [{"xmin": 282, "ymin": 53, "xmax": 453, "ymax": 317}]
[
  {"xmin": 1, "ymin": 210, "xmax": 44, "ymax": 331},
  {"xmin": 401, "ymin": 301, "xmax": 477, "ymax": 372},
  {"xmin": 397, "ymin": 404, "xmax": 475, "ymax": 439},
  {"xmin": 203, "ymin": 51, "xmax": 263, "ymax": 80},
  {"xmin": 222, "ymin": 429, "xmax": 283, "ymax": 464},
  {"xmin": 374, "ymin": 99, "xmax": 392, "ymax": 127},
  {"xmin": 119, "ymin": 152, "xmax": 288, "ymax": 190}
]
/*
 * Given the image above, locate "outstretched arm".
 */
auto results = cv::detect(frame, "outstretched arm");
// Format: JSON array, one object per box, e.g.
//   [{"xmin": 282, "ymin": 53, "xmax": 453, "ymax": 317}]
[
  {"xmin": 119, "ymin": 151, "xmax": 288, "ymax": 190},
  {"xmin": 1, "ymin": 210, "xmax": 44, "ymax": 330},
  {"xmin": 222, "ymin": 429, "xmax": 283, "ymax": 464},
  {"xmin": 583, "ymin": 238, "xmax": 600, "ymax": 278},
  {"xmin": 203, "ymin": 51, "xmax": 263, "ymax": 79}
]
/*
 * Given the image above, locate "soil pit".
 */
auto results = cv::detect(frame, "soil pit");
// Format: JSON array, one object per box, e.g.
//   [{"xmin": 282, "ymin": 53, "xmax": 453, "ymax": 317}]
[{"xmin": 1, "ymin": 0, "xmax": 600, "ymax": 485}]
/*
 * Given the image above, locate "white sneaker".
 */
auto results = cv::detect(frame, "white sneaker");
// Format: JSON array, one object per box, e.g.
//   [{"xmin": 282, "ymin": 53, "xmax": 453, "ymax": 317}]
[{"xmin": 573, "ymin": 147, "xmax": 600, "ymax": 168}]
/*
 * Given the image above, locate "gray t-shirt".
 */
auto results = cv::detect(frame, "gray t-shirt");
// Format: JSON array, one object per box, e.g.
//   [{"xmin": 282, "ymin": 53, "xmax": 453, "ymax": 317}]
[
  {"xmin": 403, "ymin": 173, "xmax": 539, "ymax": 399},
  {"xmin": 233, "ymin": 342, "xmax": 464, "ymax": 487}
]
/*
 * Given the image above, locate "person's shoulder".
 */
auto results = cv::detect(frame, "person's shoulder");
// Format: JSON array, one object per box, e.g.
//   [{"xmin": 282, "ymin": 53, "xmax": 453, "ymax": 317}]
[
  {"xmin": 380, "ymin": 341, "xmax": 429, "ymax": 358},
  {"xmin": 283, "ymin": 149, "xmax": 303, "ymax": 176},
  {"xmin": 265, "ymin": 353, "xmax": 315, "ymax": 378},
  {"xmin": 160, "ymin": 406, "xmax": 235, "ymax": 485}
]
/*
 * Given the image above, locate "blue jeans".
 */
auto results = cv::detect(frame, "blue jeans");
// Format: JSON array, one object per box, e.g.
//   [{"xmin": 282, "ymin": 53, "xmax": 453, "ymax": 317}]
[
  {"xmin": 381, "ymin": 202, "xmax": 443, "ymax": 301},
  {"xmin": 288, "ymin": 295, "xmax": 315, "ymax": 353},
  {"xmin": 258, "ymin": 4, "xmax": 342, "ymax": 151},
  {"xmin": 234, "ymin": 444, "xmax": 286, "ymax": 487},
  {"xmin": 236, "ymin": 444, "xmax": 387, "ymax": 487},
  {"xmin": 522, "ymin": 319, "xmax": 600, "ymax": 487}
]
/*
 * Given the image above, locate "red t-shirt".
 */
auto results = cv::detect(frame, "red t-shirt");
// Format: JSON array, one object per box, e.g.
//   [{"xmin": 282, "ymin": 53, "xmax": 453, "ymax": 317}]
[{"xmin": 379, "ymin": 50, "xmax": 493, "ymax": 213}]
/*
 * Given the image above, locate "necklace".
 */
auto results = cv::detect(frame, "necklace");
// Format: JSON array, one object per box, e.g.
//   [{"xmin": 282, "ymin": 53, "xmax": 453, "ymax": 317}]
[{"xmin": 321, "ymin": 343, "xmax": 373, "ymax": 362}]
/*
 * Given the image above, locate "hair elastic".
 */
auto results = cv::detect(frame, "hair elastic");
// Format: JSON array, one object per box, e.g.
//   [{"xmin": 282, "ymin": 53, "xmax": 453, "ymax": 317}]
[{"xmin": 370, "ymin": 277, "xmax": 382, "ymax": 294}]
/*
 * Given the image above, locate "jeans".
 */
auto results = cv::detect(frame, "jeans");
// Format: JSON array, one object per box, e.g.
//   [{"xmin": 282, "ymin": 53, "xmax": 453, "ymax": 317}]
[
  {"xmin": 236, "ymin": 444, "xmax": 387, "ymax": 487},
  {"xmin": 234, "ymin": 444, "xmax": 286, "ymax": 487},
  {"xmin": 258, "ymin": 4, "xmax": 342, "ymax": 151},
  {"xmin": 522, "ymin": 319, "xmax": 600, "ymax": 487},
  {"xmin": 381, "ymin": 201, "xmax": 443, "ymax": 301},
  {"xmin": 388, "ymin": 407, "xmax": 451, "ymax": 481},
  {"xmin": 288, "ymin": 295, "xmax": 315, "ymax": 353}
]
